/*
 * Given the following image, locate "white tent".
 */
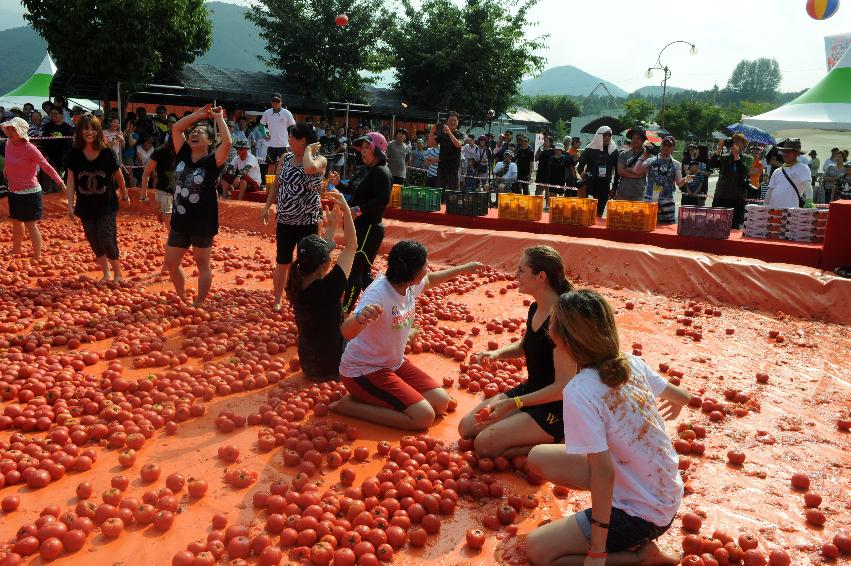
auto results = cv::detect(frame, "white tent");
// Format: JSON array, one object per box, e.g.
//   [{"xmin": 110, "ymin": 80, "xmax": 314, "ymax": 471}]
[{"xmin": 0, "ymin": 54, "xmax": 97, "ymax": 112}]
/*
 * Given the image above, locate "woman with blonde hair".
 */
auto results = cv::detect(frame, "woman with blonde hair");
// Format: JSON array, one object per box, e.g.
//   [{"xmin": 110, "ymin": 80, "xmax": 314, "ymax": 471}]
[{"xmin": 525, "ymin": 289, "xmax": 691, "ymax": 566}]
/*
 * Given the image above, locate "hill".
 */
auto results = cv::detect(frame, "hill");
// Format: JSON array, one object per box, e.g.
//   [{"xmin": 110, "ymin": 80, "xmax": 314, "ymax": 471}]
[
  {"xmin": 631, "ymin": 85, "xmax": 687, "ymax": 97},
  {"xmin": 521, "ymin": 65, "xmax": 628, "ymax": 98},
  {"xmin": 0, "ymin": 6, "xmax": 26, "ymax": 31},
  {"xmin": 0, "ymin": 2, "xmax": 269, "ymax": 97}
]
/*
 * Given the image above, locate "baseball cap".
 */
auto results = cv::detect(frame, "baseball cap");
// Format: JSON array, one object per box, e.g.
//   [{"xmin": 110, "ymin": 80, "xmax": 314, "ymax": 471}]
[
  {"xmin": 504, "ymin": 150, "xmax": 515, "ymax": 159},
  {"xmin": 296, "ymin": 234, "xmax": 334, "ymax": 274},
  {"xmin": 554, "ymin": 143, "xmax": 565, "ymax": 150},
  {"xmin": 271, "ymin": 93, "xmax": 282, "ymax": 102},
  {"xmin": 233, "ymin": 139, "xmax": 249, "ymax": 150},
  {"xmin": 353, "ymin": 132, "xmax": 388, "ymax": 159}
]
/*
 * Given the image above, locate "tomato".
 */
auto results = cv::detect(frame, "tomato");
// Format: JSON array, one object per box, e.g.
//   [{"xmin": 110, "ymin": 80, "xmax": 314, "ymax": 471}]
[
  {"xmin": 309, "ymin": 542, "xmax": 333, "ymax": 565},
  {"xmin": 193, "ymin": 551, "xmax": 216, "ymax": 566},
  {"xmin": 790, "ymin": 473, "xmax": 810, "ymax": 491},
  {"xmin": 804, "ymin": 509, "xmax": 826, "ymax": 526},
  {"xmin": 2, "ymin": 495, "xmax": 20, "ymax": 512},
  {"xmin": 482, "ymin": 514, "xmax": 501, "ymax": 531},
  {"xmin": 134, "ymin": 504, "xmax": 156, "ymax": 525},
  {"xmin": 357, "ymin": 553, "xmax": 379, "ymax": 566},
  {"xmin": 26, "ymin": 469, "xmax": 51, "ymax": 489},
  {"xmin": 767, "ymin": 549, "xmax": 791, "ymax": 566},
  {"xmin": 117, "ymin": 449, "xmax": 136, "ymax": 468},
  {"xmin": 822, "ymin": 543, "xmax": 840, "ymax": 558},
  {"xmin": 466, "ymin": 528, "xmax": 485, "ymax": 550},
  {"xmin": 682, "ymin": 535, "xmax": 705, "ymax": 555},
  {"xmin": 681, "ymin": 513, "xmax": 702, "ymax": 533},
  {"xmin": 100, "ymin": 517, "xmax": 124, "ymax": 538},
  {"xmin": 804, "ymin": 492, "xmax": 822, "ymax": 508},
  {"xmin": 333, "ymin": 547, "xmax": 357, "ymax": 566},
  {"xmin": 227, "ymin": 536, "xmax": 251, "ymax": 559},
  {"xmin": 727, "ymin": 450, "xmax": 746, "ymax": 466},
  {"xmin": 383, "ymin": 526, "xmax": 406, "ymax": 550},
  {"xmin": 408, "ymin": 526, "xmax": 428, "ymax": 547},
  {"xmin": 738, "ymin": 534, "xmax": 759, "ymax": 551},
  {"xmin": 187, "ymin": 478, "xmax": 208, "ymax": 498},
  {"xmin": 153, "ymin": 510, "xmax": 175, "ymax": 531},
  {"xmin": 340, "ymin": 468, "xmax": 356, "ymax": 486},
  {"xmin": 140, "ymin": 463, "xmax": 161, "ymax": 483},
  {"xmin": 496, "ymin": 504, "xmax": 516, "ymax": 525},
  {"xmin": 681, "ymin": 556, "xmax": 703, "ymax": 566},
  {"xmin": 833, "ymin": 532, "xmax": 851, "ymax": 553},
  {"xmin": 353, "ymin": 447, "xmax": 370, "ymax": 462},
  {"xmin": 172, "ymin": 550, "xmax": 195, "ymax": 566},
  {"xmin": 166, "ymin": 473, "xmax": 185, "ymax": 493},
  {"xmin": 13, "ymin": 536, "xmax": 40, "ymax": 557},
  {"xmin": 743, "ymin": 549, "xmax": 767, "ymax": 566},
  {"xmin": 110, "ymin": 474, "xmax": 129, "ymax": 492},
  {"xmin": 280, "ymin": 527, "xmax": 298, "ymax": 547},
  {"xmin": 258, "ymin": 546, "xmax": 283, "ymax": 565},
  {"xmin": 218, "ymin": 445, "xmax": 240, "ymax": 463}
]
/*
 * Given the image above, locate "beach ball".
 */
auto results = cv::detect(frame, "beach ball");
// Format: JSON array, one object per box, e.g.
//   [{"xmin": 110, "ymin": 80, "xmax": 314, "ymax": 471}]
[
  {"xmin": 807, "ymin": 0, "xmax": 840, "ymax": 20},
  {"xmin": 335, "ymin": 14, "xmax": 349, "ymax": 26}
]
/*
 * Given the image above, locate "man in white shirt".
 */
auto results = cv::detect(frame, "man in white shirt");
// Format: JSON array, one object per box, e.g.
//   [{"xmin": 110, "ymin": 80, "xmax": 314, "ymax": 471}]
[
  {"xmin": 765, "ymin": 138, "xmax": 813, "ymax": 209},
  {"xmin": 221, "ymin": 140, "xmax": 263, "ymax": 200},
  {"xmin": 260, "ymin": 92, "xmax": 296, "ymax": 169},
  {"xmin": 494, "ymin": 150, "xmax": 518, "ymax": 192}
]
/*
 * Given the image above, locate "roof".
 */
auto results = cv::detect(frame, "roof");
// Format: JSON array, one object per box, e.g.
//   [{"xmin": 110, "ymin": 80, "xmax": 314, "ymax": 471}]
[{"xmin": 501, "ymin": 106, "xmax": 550, "ymax": 125}]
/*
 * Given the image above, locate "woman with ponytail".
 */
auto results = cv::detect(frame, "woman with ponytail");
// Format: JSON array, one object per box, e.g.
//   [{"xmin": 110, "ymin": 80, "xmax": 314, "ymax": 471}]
[
  {"xmin": 285, "ymin": 190, "xmax": 380, "ymax": 381},
  {"xmin": 459, "ymin": 245, "xmax": 574, "ymax": 458},
  {"xmin": 524, "ymin": 290, "xmax": 690, "ymax": 566}
]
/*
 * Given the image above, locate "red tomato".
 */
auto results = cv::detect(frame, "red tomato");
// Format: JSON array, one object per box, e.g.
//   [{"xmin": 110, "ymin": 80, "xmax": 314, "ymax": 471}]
[
  {"xmin": 100, "ymin": 517, "xmax": 124, "ymax": 538},
  {"xmin": 482, "ymin": 514, "xmax": 502, "ymax": 531},
  {"xmin": 497, "ymin": 504, "xmax": 516, "ymax": 525},
  {"xmin": 682, "ymin": 535, "xmax": 705, "ymax": 555},
  {"xmin": 466, "ymin": 528, "xmax": 485, "ymax": 550},
  {"xmin": 187, "ymin": 478, "xmax": 208, "ymax": 498},
  {"xmin": 805, "ymin": 509, "xmax": 826, "ymax": 526},
  {"xmin": 1, "ymin": 495, "xmax": 20, "ymax": 512},
  {"xmin": 790, "ymin": 473, "xmax": 810, "ymax": 491},
  {"xmin": 153, "ymin": 510, "xmax": 175, "ymax": 531},
  {"xmin": 172, "ymin": 550, "xmax": 195, "ymax": 566},
  {"xmin": 333, "ymin": 548, "xmax": 356, "ymax": 566},
  {"xmin": 727, "ymin": 450, "xmax": 746, "ymax": 465},
  {"xmin": 165, "ymin": 473, "xmax": 185, "ymax": 493},
  {"xmin": 227, "ymin": 536, "xmax": 251, "ymax": 559},
  {"xmin": 681, "ymin": 513, "xmax": 702, "ymax": 533},
  {"xmin": 309, "ymin": 542, "xmax": 333, "ymax": 565},
  {"xmin": 140, "ymin": 463, "xmax": 161, "ymax": 483},
  {"xmin": 738, "ymin": 534, "xmax": 759, "ymax": 551},
  {"xmin": 767, "ymin": 549, "xmax": 791, "ymax": 566}
]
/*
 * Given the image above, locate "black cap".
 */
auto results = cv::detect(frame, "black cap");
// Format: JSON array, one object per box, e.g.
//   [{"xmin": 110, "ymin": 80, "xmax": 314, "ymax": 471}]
[
  {"xmin": 296, "ymin": 234, "xmax": 334, "ymax": 274},
  {"xmin": 626, "ymin": 127, "xmax": 647, "ymax": 140},
  {"xmin": 271, "ymin": 93, "xmax": 282, "ymax": 102}
]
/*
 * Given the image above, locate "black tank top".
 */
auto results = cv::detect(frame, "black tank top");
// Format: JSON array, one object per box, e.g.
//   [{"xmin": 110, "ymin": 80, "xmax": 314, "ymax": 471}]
[{"xmin": 522, "ymin": 303, "xmax": 556, "ymax": 392}]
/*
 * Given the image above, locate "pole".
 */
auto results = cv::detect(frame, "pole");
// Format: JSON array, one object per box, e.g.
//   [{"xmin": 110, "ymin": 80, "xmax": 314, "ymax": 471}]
[
  {"xmin": 116, "ymin": 81, "xmax": 122, "ymax": 129},
  {"xmin": 343, "ymin": 102, "xmax": 350, "ymax": 177},
  {"xmin": 660, "ymin": 67, "xmax": 668, "ymax": 130},
  {"xmin": 391, "ymin": 114, "xmax": 395, "ymax": 133}
]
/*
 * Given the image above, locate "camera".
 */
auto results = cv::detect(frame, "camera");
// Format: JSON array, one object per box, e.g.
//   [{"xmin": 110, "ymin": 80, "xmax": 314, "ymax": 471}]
[
  {"xmin": 722, "ymin": 138, "xmax": 733, "ymax": 148},
  {"xmin": 437, "ymin": 121, "xmax": 446, "ymax": 133},
  {"xmin": 644, "ymin": 144, "xmax": 659, "ymax": 156}
]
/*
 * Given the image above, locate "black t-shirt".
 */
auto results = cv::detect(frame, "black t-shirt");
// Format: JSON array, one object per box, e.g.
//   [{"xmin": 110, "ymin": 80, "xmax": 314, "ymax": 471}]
[
  {"xmin": 41, "ymin": 121, "xmax": 74, "ymax": 165},
  {"xmin": 349, "ymin": 162, "xmax": 391, "ymax": 227},
  {"xmin": 535, "ymin": 148, "xmax": 554, "ymax": 182},
  {"xmin": 151, "ymin": 146, "xmax": 176, "ymax": 192},
  {"xmin": 319, "ymin": 134, "xmax": 338, "ymax": 155},
  {"xmin": 515, "ymin": 146, "xmax": 535, "ymax": 180},
  {"xmin": 547, "ymin": 154, "xmax": 570, "ymax": 186},
  {"xmin": 436, "ymin": 129, "xmax": 462, "ymax": 169},
  {"xmin": 64, "ymin": 148, "xmax": 120, "ymax": 219},
  {"xmin": 293, "ymin": 264, "xmax": 348, "ymax": 379},
  {"xmin": 578, "ymin": 147, "xmax": 618, "ymax": 181},
  {"xmin": 522, "ymin": 302, "xmax": 556, "ymax": 393},
  {"xmin": 169, "ymin": 145, "xmax": 222, "ymax": 237}
]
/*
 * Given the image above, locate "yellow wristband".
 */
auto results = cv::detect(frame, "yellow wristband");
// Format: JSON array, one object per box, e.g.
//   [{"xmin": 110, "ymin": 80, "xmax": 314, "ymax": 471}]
[{"xmin": 513, "ymin": 396, "xmax": 523, "ymax": 409}]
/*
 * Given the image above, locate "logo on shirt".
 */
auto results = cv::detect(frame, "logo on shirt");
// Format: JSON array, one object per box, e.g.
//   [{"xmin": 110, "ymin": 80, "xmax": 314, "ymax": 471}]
[{"xmin": 390, "ymin": 305, "xmax": 414, "ymax": 330}]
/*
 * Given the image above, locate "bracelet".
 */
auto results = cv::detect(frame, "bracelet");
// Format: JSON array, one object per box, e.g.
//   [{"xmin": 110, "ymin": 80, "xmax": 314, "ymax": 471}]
[
  {"xmin": 513, "ymin": 396, "xmax": 523, "ymax": 409},
  {"xmin": 590, "ymin": 517, "xmax": 610, "ymax": 529},
  {"xmin": 587, "ymin": 551, "xmax": 608, "ymax": 558}
]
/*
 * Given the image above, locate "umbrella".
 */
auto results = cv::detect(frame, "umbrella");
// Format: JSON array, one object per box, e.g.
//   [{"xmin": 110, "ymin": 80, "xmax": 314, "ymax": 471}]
[
  {"xmin": 726, "ymin": 123, "xmax": 776, "ymax": 146},
  {"xmin": 621, "ymin": 129, "xmax": 664, "ymax": 144}
]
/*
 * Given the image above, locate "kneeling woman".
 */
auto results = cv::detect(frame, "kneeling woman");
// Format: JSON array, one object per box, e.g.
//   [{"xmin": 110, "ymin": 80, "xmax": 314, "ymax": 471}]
[
  {"xmin": 525, "ymin": 290, "xmax": 691, "ymax": 566},
  {"xmin": 458, "ymin": 245, "xmax": 573, "ymax": 458},
  {"xmin": 285, "ymin": 190, "xmax": 379, "ymax": 381},
  {"xmin": 332, "ymin": 241, "xmax": 481, "ymax": 430}
]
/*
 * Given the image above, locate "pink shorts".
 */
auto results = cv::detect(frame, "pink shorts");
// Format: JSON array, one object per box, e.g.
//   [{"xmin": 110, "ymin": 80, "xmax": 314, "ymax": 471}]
[{"xmin": 341, "ymin": 359, "xmax": 440, "ymax": 410}]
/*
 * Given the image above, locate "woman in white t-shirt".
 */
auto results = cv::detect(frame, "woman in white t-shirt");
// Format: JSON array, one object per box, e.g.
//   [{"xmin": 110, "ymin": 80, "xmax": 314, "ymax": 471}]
[
  {"xmin": 765, "ymin": 138, "xmax": 813, "ymax": 209},
  {"xmin": 332, "ymin": 240, "xmax": 482, "ymax": 430},
  {"xmin": 524, "ymin": 290, "xmax": 691, "ymax": 566}
]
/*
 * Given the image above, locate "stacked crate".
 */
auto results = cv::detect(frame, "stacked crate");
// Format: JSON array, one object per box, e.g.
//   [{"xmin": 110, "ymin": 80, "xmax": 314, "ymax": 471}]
[
  {"xmin": 677, "ymin": 206, "xmax": 734, "ymax": 239},
  {"xmin": 605, "ymin": 201, "xmax": 658, "ymax": 232},
  {"xmin": 497, "ymin": 194, "xmax": 545, "ymax": 221},
  {"xmin": 549, "ymin": 197, "xmax": 597, "ymax": 226}
]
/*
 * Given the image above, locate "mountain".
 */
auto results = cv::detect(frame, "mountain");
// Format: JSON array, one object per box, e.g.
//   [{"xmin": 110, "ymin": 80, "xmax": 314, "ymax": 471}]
[
  {"xmin": 0, "ymin": 2, "xmax": 269, "ymax": 97},
  {"xmin": 0, "ymin": 6, "xmax": 27, "ymax": 31},
  {"xmin": 631, "ymin": 85, "xmax": 688, "ymax": 97},
  {"xmin": 521, "ymin": 65, "xmax": 628, "ymax": 98}
]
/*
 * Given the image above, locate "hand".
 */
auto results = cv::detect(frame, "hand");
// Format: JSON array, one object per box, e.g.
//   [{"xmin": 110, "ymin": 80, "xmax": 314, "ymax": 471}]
[
  {"xmin": 122, "ymin": 194, "xmax": 131, "ymax": 202},
  {"xmin": 466, "ymin": 261, "xmax": 483, "ymax": 272},
  {"xmin": 485, "ymin": 398, "xmax": 517, "ymax": 423},
  {"xmin": 324, "ymin": 202, "xmax": 343, "ymax": 226},
  {"xmin": 307, "ymin": 142, "xmax": 321, "ymax": 157},
  {"xmin": 717, "ymin": 140, "xmax": 726, "ymax": 152},
  {"xmin": 210, "ymin": 106, "xmax": 224, "ymax": 120},
  {"xmin": 262, "ymin": 205, "xmax": 271, "ymax": 226},
  {"xmin": 658, "ymin": 398, "xmax": 684, "ymax": 421},
  {"xmin": 731, "ymin": 144, "xmax": 740, "ymax": 159},
  {"xmin": 476, "ymin": 350, "xmax": 499, "ymax": 362},
  {"xmin": 325, "ymin": 189, "xmax": 349, "ymax": 210},
  {"xmin": 197, "ymin": 104, "xmax": 212, "ymax": 118},
  {"xmin": 356, "ymin": 304, "xmax": 383, "ymax": 325},
  {"xmin": 328, "ymin": 170, "xmax": 341, "ymax": 186}
]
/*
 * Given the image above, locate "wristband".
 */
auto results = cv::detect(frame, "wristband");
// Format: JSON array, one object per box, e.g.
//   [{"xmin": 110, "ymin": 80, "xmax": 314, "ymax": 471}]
[
  {"xmin": 590, "ymin": 517, "xmax": 610, "ymax": 529},
  {"xmin": 513, "ymin": 396, "xmax": 523, "ymax": 409},
  {"xmin": 587, "ymin": 551, "xmax": 608, "ymax": 558}
]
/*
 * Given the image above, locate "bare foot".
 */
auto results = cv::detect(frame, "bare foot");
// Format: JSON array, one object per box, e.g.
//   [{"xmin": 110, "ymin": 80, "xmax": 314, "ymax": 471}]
[
  {"xmin": 99, "ymin": 274, "xmax": 111, "ymax": 283},
  {"xmin": 113, "ymin": 275, "xmax": 123, "ymax": 283},
  {"xmin": 637, "ymin": 541, "xmax": 680, "ymax": 565},
  {"xmin": 273, "ymin": 302, "xmax": 282, "ymax": 312},
  {"xmin": 328, "ymin": 396, "xmax": 352, "ymax": 414}
]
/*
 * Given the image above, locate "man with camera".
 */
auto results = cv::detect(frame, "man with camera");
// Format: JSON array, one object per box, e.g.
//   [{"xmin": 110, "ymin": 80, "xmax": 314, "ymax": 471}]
[
  {"xmin": 710, "ymin": 132, "xmax": 752, "ymax": 229},
  {"xmin": 615, "ymin": 127, "xmax": 649, "ymax": 201},
  {"xmin": 428, "ymin": 111, "xmax": 463, "ymax": 191}
]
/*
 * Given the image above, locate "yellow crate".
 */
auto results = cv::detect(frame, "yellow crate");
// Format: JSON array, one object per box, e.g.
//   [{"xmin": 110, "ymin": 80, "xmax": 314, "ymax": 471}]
[
  {"xmin": 549, "ymin": 197, "xmax": 597, "ymax": 226},
  {"xmin": 497, "ymin": 194, "xmax": 544, "ymax": 221},
  {"xmin": 606, "ymin": 200, "xmax": 658, "ymax": 232},
  {"xmin": 389, "ymin": 184, "xmax": 402, "ymax": 209}
]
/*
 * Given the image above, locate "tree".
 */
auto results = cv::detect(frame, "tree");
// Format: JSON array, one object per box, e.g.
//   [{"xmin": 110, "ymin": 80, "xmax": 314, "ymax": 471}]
[
  {"xmin": 622, "ymin": 98, "xmax": 657, "ymax": 127},
  {"xmin": 725, "ymin": 58, "xmax": 782, "ymax": 102},
  {"xmin": 517, "ymin": 95, "xmax": 581, "ymax": 125},
  {"xmin": 247, "ymin": 0, "xmax": 392, "ymax": 101},
  {"xmin": 24, "ymin": 0, "xmax": 211, "ymax": 103},
  {"xmin": 387, "ymin": 0, "xmax": 546, "ymax": 118},
  {"xmin": 662, "ymin": 100, "xmax": 724, "ymax": 140}
]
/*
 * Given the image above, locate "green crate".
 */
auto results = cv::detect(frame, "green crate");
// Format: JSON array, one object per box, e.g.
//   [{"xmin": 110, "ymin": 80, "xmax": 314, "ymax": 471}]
[{"xmin": 401, "ymin": 186, "xmax": 442, "ymax": 212}]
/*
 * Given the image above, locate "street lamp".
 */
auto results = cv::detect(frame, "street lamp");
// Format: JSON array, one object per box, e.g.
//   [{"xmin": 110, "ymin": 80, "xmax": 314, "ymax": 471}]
[{"xmin": 646, "ymin": 41, "xmax": 697, "ymax": 130}]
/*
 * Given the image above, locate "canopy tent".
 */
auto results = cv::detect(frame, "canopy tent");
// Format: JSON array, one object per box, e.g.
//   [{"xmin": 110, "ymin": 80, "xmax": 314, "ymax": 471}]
[
  {"xmin": 744, "ymin": 45, "xmax": 851, "ymax": 132},
  {"xmin": 0, "ymin": 54, "xmax": 97, "ymax": 112}
]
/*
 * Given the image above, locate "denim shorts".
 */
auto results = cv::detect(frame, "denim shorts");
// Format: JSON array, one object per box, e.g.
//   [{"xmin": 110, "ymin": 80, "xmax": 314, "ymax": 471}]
[{"xmin": 575, "ymin": 507, "xmax": 671, "ymax": 552}]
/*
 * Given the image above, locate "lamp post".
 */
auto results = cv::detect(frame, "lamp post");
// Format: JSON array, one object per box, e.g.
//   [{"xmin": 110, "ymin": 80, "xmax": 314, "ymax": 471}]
[{"xmin": 646, "ymin": 41, "xmax": 698, "ymax": 130}]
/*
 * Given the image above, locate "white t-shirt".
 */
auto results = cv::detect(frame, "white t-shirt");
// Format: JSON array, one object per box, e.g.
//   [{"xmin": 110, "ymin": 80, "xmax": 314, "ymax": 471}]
[
  {"xmin": 136, "ymin": 145, "xmax": 155, "ymax": 166},
  {"xmin": 104, "ymin": 130, "xmax": 122, "ymax": 162},
  {"xmin": 562, "ymin": 355, "xmax": 682, "ymax": 527},
  {"xmin": 231, "ymin": 153, "xmax": 261, "ymax": 183},
  {"xmin": 766, "ymin": 162, "xmax": 812, "ymax": 208},
  {"xmin": 260, "ymin": 107, "xmax": 296, "ymax": 149},
  {"xmin": 339, "ymin": 276, "xmax": 427, "ymax": 377},
  {"xmin": 494, "ymin": 161, "xmax": 518, "ymax": 183}
]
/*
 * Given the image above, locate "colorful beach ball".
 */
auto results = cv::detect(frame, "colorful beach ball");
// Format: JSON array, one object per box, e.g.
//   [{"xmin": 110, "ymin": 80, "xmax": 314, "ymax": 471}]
[{"xmin": 807, "ymin": 0, "xmax": 840, "ymax": 19}]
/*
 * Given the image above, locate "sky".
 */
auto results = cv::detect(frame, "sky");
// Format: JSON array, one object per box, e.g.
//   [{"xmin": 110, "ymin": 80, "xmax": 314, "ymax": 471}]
[{"xmin": 4, "ymin": 0, "xmax": 850, "ymax": 92}]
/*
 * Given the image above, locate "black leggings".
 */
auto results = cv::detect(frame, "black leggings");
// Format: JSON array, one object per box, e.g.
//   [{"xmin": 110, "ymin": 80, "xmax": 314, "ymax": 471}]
[
  {"xmin": 81, "ymin": 213, "xmax": 119, "ymax": 260},
  {"xmin": 588, "ymin": 180, "xmax": 611, "ymax": 216},
  {"xmin": 343, "ymin": 222, "xmax": 385, "ymax": 313}
]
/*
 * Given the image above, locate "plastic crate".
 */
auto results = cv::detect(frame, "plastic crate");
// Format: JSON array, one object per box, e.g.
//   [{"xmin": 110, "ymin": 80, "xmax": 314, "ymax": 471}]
[
  {"xmin": 445, "ymin": 190, "xmax": 489, "ymax": 216},
  {"xmin": 388, "ymin": 184, "xmax": 402, "ymax": 209},
  {"xmin": 401, "ymin": 186, "xmax": 442, "ymax": 212},
  {"xmin": 605, "ymin": 200, "xmax": 658, "ymax": 232},
  {"xmin": 677, "ymin": 206, "xmax": 734, "ymax": 240},
  {"xmin": 497, "ymin": 194, "xmax": 544, "ymax": 221},
  {"xmin": 549, "ymin": 197, "xmax": 597, "ymax": 226}
]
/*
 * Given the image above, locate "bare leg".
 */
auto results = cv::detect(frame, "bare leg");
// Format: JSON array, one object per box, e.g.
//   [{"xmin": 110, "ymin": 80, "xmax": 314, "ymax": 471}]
[
  {"xmin": 273, "ymin": 262, "xmax": 290, "ymax": 310},
  {"xmin": 473, "ymin": 412, "xmax": 555, "ymax": 459},
  {"xmin": 192, "ymin": 246, "xmax": 213, "ymax": 305},
  {"xmin": 164, "ymin": 245, "xmax": 187, "ymax": 301},
  {"xmin": 458, "ymin": 393, "xmax": 510, "ymax": 438},
  {"xmin": 95, "ymin": 256, "xmax": 111, "ymax": 281},
  {"xmin": 160, "ymin": 213, "xmax": 171, "ymax": 274},
  {"xmin": 236, "ymin": 178, "xmax": 248, "ymax": 200},
  {"xmin": 526, "ymin": 444, "xmax": 591, "ymax": 489},
  {"xmin": 220, "ymin": 181, "xmax": 232, "ymax": 199},
  {"xmin": 422, "ymin": 387, "xmax": 450, "ymax": 416},
  {"xmin": 25, "ymin": 221, "xmax": 42, "ymax": 260},
  {"xmin": 11, "ymin": 220, "xmax": 25, "ymax": 255},
  {"xmin": 109, "ymin": 259, "xmax": 123, "ymax": 282},
  {"xmin": 330, "ymin": 396, "xmax": 436, "ymax": 430}
]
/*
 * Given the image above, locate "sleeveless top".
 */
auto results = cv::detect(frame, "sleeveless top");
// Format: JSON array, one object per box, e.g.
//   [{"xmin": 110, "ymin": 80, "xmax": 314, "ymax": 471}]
[
  {"xmin": 276, "ymin": 153, "xmax": 322, "ymax": 226},
  {"xmin": 522, "ymin": 302, "xmax": 556, "ymax": 392}
]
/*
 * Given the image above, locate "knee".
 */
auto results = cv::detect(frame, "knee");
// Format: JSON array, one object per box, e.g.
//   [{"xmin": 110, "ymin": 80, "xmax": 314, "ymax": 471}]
[
  {"xmin": 525, "ymin": 530, "xmax": 548, "ymax": 566},
  {"xmin": 428, "ymin": 388, "xmax": 450, "ymax": 416},
  {"xmin": 526, "ymin": 445, "xmax": 546, "ymax": 475},
  {"xmin": 458, "ymin": 413, "xmax": 476, "ymax": 438},
  {"xmin": 473, "ymin": 427, "xmax": 499, "ymax": 459},
  {"xmin": 407, "ymin": 404, "xmax": 436, "ymax": 430}
]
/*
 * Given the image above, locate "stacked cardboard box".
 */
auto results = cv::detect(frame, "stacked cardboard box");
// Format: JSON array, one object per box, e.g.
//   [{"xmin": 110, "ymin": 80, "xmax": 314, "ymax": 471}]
[{"xmin": 743, "ymin": 205, "xmax": 829, "ymax": 243}]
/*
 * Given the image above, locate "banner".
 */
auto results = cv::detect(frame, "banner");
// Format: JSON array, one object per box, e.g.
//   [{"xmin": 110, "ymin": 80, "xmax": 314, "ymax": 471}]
[{"xmin": 825, "ymin": 33, "xmax": 851, "ymax": 70}]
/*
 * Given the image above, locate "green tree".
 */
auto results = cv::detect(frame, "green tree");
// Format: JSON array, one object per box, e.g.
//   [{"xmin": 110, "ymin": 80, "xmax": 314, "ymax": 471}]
[
  {"xmin": 725, "ymin": 58, "xmax": 782, "ymax": 102},
  {"xmin": 517, "ymin": 95, "xmax": 581, "ymax": 125},
  {"xmin": 622, "ymin": 98, "xmax": 657, "ymax": 127},
  {"xmin": 248, "ymin": 0, "xmax": 392, "ymax": 101},
  {"xmin": 663, "ymin": 100, "xmax": 724, "ymax": 140},
  {"xmin": 388, "ymin": 0, "xmax": 546, "ymax": 118},
  {"xmin": 24, "ymin": 0, "xmax": 211, "ymax": 102}
]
